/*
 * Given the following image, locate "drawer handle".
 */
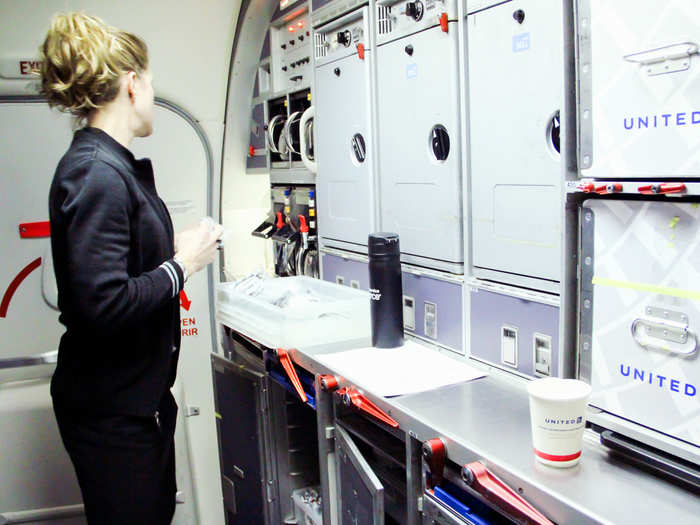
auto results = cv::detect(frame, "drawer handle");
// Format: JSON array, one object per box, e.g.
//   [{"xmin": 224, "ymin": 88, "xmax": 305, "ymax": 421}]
[
  {"xmin": 275, "ymin": 348, "xmax": 308, "ymax": 403},
  {"xmin": 631, "ymin": 318, "xmax": 698, "ymax": 357},
  {"xmin": 462, "ymin": 461, "xmax": 553, "ymax": 525},
  {"xmin": 340, "ymin": 387, "xmax": 398, "ymax": 428}
]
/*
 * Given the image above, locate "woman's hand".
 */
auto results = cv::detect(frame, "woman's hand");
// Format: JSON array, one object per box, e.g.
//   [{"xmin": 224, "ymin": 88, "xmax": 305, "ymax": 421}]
[{"xmin": 174, "ymin": 219, "xmax": 224, "ymax": 277}]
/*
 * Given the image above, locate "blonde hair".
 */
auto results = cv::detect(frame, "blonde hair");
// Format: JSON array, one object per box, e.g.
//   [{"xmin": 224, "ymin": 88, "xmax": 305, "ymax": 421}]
[{"xmin": 38, "ymin": 12, "xmax": 149, "ymax": 119}]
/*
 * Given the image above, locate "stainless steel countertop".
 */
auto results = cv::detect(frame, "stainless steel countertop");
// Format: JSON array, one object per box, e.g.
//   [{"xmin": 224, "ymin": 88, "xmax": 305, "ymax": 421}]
[{"xmin": 290, "ymin": 340, "xmax": 700, "ymax": 525}]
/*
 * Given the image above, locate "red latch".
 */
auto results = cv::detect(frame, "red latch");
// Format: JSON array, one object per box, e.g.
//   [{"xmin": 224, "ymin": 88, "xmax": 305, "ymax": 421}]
[
  {"xmin": 440, "ymin": 12, "xmax": 449, "ymax": 33},
  {"xmin": 422, "ymin": 438, "xmax": 447, "ymax": 489},
  {"xmin": 248, "ymin": 145, "xmax": 255, "ymax": 157},
  {"xmin": 357, "ymin": 43, "xmax": 365, "ymax": 60},
  {"xmin": 275, "ymin": 348, "xmax": 308, "ymax": 403},
  {"xmin": 580, "ymin": 181, "xmax": 595, "ymax": 193},
  {"xmin": 462, "ymin": 462, "xmax": 554, "ymax": 525},
  {"xmin": 298, "ymin": 215, "xmax": 309, "ymax": 233},
  {"xmin": 276, "ymin": 211, "xmax": 285, "ymax": 229},
  {"xmin": 318, "ymin": 374, "xmax": 339, "ymax": 392},
  {"xmin": 638, "ymin": 183, "xmax": 686, "ymax": 195},
  {"xmin": 596, "ymin": 183, "xmax": 623, "ymax": 195},
  {"xmin": 19, "ymin": 221, "xmax": 51, "ymax": 239},
  {"xmin": 340, "ymin": 387, "xmax": 399, "ymax": 428}
]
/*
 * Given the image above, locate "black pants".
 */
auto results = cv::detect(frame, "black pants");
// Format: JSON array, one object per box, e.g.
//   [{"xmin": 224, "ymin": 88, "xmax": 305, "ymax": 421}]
[{"xmin": 54, "ymin": 393, "xmax": 178, "ymax": 525}]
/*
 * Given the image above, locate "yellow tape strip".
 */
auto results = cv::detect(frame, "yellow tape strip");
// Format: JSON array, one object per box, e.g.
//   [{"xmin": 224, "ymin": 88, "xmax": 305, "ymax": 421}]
[
  {"xmin": 215, "ymin": 412, "xmax": 222, "ymax": 420},
  {"xmin": 592, "ymin": 276, "xmax": 700, "ymax": 300}
]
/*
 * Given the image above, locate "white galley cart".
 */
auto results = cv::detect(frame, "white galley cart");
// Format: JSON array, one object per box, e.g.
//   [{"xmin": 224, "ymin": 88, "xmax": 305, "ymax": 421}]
[
  {"xmin": 579, "ymin": 198, "xmax": 700, "ymax": 469},
  {"xmin": 468, "ymin": 0, "xmax": 564, "ymax": 293},
  {"xmin": 375, "ymin": 0, "xmax": 464, "ymax": 273},
  {"xmin": 577, "ymin": 0, "xmax": 700, "ymax": 180},
  {"xmin": 313, "ymin": 6, "xmax": 377, "ymax": 252}
]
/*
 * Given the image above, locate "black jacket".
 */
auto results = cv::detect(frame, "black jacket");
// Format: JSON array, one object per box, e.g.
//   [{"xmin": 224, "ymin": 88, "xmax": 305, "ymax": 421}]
[{"xmin": 49, "ymin": 127, "xmax": 184, "ymax": 417}]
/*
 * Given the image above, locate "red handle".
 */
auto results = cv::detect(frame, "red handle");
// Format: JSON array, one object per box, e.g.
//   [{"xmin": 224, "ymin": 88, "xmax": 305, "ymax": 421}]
[
  {"xmin": 463, "ymin": 462, "xmax": 553, "ymax": 525},
  {"xmin": 248, "ymin": 145, "xmax": 255, "ymax": 157},
  {"xmin": 597, "ymin": 183, "xmax": 622, "ymax": 195},
  {"xmin": 357, "ymin": 43, "xmax": 365, "ymax": 60},
  {"xmin": 341, "ymin": 388, "xmax": 399, "ymax": 428},
  {"xmin": 19, "ymin": 221, "xmax": 51, "ymax": 239},
  {"xmin": 298, "ymin": 215, "xmax": 309, "ymax": 233},
  {"xmin": 276, "ymin": 348, "xmax": 308, "ymax": 403},
  {"xmin": 318, "ymin": 374, "xmax": 338, "ymax": 392},
  {"xmin": 276, "ymin": 211, "xmax": 285, "ymax": 229},
  {"xmin": 638, "ymin": 183, "xmax": 686, "ymax": 195},
  {"xmin": 580, "ymin": 181, "xmax": 595, "ymax": 193},
  {"xmin": 422, "ymin": 438, "xmax": 446, "ymax": 489},
  {"xmin": 440, "ymin": 12, "xmax": 449, "ymax": 33},
  {"xmin": 580, "ymin": 182, "xmax": 623, "ymax": 195}
]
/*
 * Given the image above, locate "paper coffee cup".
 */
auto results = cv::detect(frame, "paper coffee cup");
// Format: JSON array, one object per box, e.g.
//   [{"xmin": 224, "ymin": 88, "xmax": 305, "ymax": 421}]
[{"xmin": 527, "ymin": 378, "xmax": 592, "ymax": 468}]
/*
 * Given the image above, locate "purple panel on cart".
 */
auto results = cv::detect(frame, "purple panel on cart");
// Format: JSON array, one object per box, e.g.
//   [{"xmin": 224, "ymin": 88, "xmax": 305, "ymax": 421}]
[
  {"xmin": 321, "ymin": 253, "xmax": 369, "ymax": 289},
  {"xmin": 470, "ymin": 289, "xmax": 559, "ymax": 377},
  {"xmin": 322, "ymin": 253, "xmax": 463, "ymax": 352},
  {"xmin": 402, "ymin": 272, "xmax": 463, "ymax": 353}
]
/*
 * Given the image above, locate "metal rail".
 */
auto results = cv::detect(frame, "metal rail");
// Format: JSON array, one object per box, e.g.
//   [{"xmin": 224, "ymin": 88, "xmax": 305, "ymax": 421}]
[
  {"xmin": 0, "ymin": 351, "xmax": 57, "ymax": 370},
  {"xmin": 0, "ymin": 504, "xmax": 84, "ymax": 525}
]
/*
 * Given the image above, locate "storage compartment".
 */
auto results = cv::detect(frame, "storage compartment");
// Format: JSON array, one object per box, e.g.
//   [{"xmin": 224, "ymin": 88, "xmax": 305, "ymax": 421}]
[
  {"xmin": 217, "ymin": 276, "xmax": 371, "ymax": 349},
  {"xmin": 315, "ymin": 7, "xmax": 376, "ymax": 249},
  {"xmin": 288, "ymin": 89, "xmax": 312, "ymax": 165},
  {"xmin": 267, "ymin": 96, "xmax": 289, "ymax": 168},
  {"xmin": 376, "ymin": 21, "xmax": 463, "ymax": 270},
  {"xmin": 269, "ymin": 380, "xmax": 321, "ymax": 522},
  {"xmin": 468, "ymin": 0, "xmax": 563, "ymax": 289},
  {"xmin": 470, "ymin": 287, "xmax": 560, "ymax": 378},
  {"xmin": 580, "ymin": 199, "xmax": 700, "ymax": 454},
  {"xmin": 577, "ymin": 0, "xmax": 700, "ymax": 179}
]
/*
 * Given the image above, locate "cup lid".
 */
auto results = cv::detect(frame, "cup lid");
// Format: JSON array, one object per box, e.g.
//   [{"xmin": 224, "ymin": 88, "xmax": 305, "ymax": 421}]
[{"xmin": 527, "ymin": 377, "xmax": 592, "ymax": 402}]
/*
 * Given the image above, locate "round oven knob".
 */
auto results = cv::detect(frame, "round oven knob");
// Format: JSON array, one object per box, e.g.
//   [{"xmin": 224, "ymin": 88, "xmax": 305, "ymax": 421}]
[
  {"xmin": 336, "ymin": 30, "xmax": 351, "ymax": 47},
  {"xmin": 405, "ymin": 1, "xmax": 424, "ymax": 21}
]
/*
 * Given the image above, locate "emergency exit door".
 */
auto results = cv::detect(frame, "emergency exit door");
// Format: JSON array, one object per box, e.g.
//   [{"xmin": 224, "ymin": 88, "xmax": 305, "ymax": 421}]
[
  {"xmin": 376, "ymin": 25, "xmax": 463, "ymax": 270},
  {"xmin": 315, "ymin": 35, "xmax": 375, "ymax": 249},
  {"xmin": 0, "ymin": 98, "xmax": 218, "ymax": 525}
]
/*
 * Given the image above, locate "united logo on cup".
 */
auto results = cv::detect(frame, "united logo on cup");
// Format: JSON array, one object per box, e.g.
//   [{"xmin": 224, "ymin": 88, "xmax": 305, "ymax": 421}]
[{"xmin": 527, "ymin": 378, "xmax": 592, "ymax": 468}]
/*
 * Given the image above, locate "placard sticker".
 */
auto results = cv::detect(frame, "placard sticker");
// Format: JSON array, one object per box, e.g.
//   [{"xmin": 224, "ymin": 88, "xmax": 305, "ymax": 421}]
[
  {"xmin": 406, "ymin": 63, "xmax": 418, "ymax": 79},
  {"xmin": 513, "ymin": 32, "xmax": 530, "ymax": 53}
]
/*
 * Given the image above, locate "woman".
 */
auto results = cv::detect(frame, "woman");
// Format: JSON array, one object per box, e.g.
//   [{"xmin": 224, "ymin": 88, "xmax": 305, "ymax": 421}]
[{"xmin": 39, "ymin": 12, "xmax": 222, "ymax": 524}]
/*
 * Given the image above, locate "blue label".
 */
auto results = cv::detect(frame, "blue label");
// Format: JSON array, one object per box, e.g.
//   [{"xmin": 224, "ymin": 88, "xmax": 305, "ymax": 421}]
[
  {"xmin": 513, "ymin": 32, "xmax": 530, "ymax": 53},
  {"xmin": 620, "ymin": 363, "xmax": 697, "ymax": 397},
  {"xmin": 406, "ymin": 63, "xmax": 417, "ymax": 79},
  {"xmin": 623, "ymin": 111, "xmax": 700, "ymax": 130}
]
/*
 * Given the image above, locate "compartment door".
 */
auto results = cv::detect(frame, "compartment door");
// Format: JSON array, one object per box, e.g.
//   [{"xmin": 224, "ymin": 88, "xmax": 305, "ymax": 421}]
[
  {"xmin": 315, "ymin": 52, "xmax": 375, "ymax": 247},
  {"xmin": 468, "ymin": 1, "xmax": 563, "ymax": 285},
  {"xmin": 580, "ymin": 0, "xmax": 700, "ymax": 179},
  {"xmin": 582, "ymin": 200, "xmax": 700, "ymax": 447},
  {"xmin": 335, "ymin": 425, "xmax": 384, "ymax": 525},
  {"xmin": 376, "ymin": 25, "xmax": 463, "ymax": 265},
  {"xmin": 213, "ymin": 360, "xmax": 269, "ymax": 524}
]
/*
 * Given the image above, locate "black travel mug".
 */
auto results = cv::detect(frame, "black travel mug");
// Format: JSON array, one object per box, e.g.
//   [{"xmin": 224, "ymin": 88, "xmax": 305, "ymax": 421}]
[{"xmin": 368, "ymin": 233, "xmax": 404, "ymax": 348}]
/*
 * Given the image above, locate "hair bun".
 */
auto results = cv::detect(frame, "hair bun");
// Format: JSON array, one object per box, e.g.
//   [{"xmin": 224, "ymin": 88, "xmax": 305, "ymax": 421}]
[{"xmin": 38, "ymin": 12, "xmax": 148, "ymax": 120}]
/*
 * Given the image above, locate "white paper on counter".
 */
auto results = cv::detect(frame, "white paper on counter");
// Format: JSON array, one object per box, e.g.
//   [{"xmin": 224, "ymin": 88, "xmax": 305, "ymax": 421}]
[{"xmin": 316, "ymin": 340, "xmax": 487, "ymax": 397}]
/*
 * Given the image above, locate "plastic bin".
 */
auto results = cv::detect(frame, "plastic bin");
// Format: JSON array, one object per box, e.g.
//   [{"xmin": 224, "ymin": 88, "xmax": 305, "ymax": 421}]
[
  {"xmin": 291, "ymin": 487, "xmax": 322, "ymax": 525},
  {"xmin": 216, "ymin": 276, "xmax": 371, "ymax": 349}
]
